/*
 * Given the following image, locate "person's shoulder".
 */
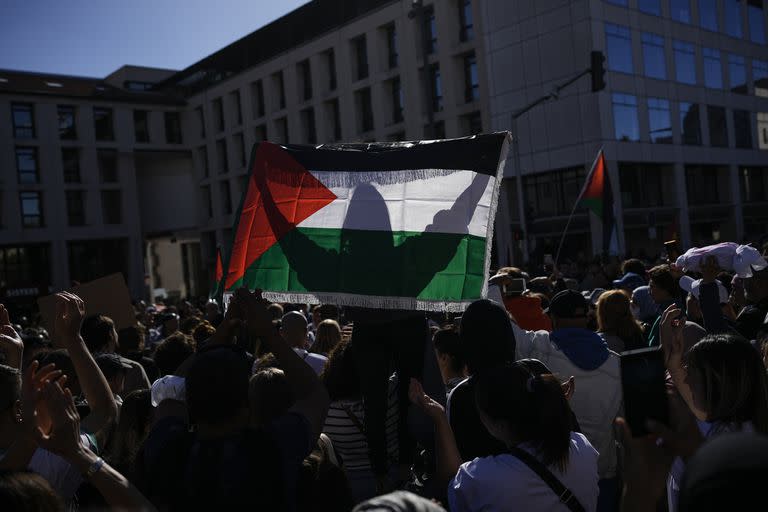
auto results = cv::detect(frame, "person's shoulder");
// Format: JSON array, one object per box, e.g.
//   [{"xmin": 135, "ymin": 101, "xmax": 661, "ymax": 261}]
[{"xmin": 571, "ymin": 431, "xmax": 598, "ymax": 454}]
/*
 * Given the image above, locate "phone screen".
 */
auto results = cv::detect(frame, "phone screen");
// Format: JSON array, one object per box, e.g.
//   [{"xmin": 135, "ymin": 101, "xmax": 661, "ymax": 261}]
[{"xmin": 620, "ymin": 347, "xmax": 669, "ymax": 437}]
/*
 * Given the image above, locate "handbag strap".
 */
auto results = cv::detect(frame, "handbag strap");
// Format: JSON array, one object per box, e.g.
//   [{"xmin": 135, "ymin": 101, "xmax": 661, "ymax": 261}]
[
  {"xmin": 341, "ymin": 404, "xmax": 367, "ymax": 436},
  {"xmin": 508, "ymin": 446, "xmax": 586, "ymax": 512}
]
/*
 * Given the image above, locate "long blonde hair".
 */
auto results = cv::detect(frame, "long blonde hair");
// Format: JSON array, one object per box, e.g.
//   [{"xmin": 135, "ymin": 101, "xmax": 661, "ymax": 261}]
[
  {"xmin": 311, "ymin": 319, "xmax": 342, "ymax": 356},
  {"xmin": 596, "ymin": 290, "xmax": 644, "ymax": 348}
]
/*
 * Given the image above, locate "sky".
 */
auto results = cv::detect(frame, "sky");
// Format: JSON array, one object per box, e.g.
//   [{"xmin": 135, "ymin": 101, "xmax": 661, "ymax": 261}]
[{"xmin": 0, "ymin": 0, "xmax": 309, "ymax": 78}]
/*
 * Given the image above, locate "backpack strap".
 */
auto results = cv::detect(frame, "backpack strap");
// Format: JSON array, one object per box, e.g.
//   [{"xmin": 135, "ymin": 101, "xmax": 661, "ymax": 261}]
[{"xmin": 509, "ymin": 446, "xmax": 586, "ymax": 512}]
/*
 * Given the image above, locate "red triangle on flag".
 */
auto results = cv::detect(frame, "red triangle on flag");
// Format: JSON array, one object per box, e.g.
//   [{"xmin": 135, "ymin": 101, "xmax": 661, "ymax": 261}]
[{"xmin": 225, "ymin": 142, "xmax": 337, "ymax": 290}]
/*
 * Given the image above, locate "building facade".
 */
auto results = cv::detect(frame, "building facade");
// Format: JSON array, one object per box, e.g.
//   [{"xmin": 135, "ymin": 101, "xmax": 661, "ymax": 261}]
[{"xmin": 1, "ymin": 0, "xmax": 767, "ymax": 308}]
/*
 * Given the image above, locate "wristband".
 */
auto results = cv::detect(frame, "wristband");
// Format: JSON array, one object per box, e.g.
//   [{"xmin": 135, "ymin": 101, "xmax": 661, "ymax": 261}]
[{"xmin": 85, "ymin": 456, "xmax": 105, "ymax": 478}]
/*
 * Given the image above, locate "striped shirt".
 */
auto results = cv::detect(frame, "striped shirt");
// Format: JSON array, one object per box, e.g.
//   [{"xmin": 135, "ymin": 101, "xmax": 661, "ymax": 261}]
[{"xmin": 323, "ymin": 374, "xmax": 399, "ymax": 472}]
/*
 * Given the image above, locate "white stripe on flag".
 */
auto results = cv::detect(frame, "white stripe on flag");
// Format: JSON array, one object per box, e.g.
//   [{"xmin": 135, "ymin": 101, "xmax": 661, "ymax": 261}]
[{"xmin": 299, "ymin": 169, "xmax": 495, "ymax": 237}]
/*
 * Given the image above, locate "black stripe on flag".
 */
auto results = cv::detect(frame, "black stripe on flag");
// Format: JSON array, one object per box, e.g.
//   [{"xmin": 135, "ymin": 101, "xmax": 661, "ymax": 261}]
[{"xmin": 261, "ymin": 133, "xmax": 507, "ymax": 177}]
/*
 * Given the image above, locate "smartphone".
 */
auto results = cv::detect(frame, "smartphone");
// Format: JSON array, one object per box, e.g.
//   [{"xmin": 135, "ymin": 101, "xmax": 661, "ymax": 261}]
[
  {"xmin": 664, "ymin": 240, "xmax": 680, "ymax": 262},
  {"xmin": 502, "ymin": 278, "xmax": 527, "ymax": 297},
  {"xmin": 620, "ymin": 347, "xmax": 669, "ymax": 437}
]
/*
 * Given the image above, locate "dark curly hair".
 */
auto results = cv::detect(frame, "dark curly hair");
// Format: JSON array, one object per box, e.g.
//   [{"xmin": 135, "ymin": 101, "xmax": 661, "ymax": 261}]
[{"xmin": 321, "ymin": 340, "xmax": 360, "ymax": 401}]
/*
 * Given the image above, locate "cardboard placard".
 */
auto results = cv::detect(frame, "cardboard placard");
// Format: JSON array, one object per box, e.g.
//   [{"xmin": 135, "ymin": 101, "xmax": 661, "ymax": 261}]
[{"xmin": 38, "ymin": 273, "xmax": 136, "ymax": 338}]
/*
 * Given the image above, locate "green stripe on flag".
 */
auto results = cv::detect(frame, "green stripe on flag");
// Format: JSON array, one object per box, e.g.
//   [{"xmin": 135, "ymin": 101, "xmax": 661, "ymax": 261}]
[{"xmin": 231, "ymin": 227, "xmax": 486, "ymax": 302}]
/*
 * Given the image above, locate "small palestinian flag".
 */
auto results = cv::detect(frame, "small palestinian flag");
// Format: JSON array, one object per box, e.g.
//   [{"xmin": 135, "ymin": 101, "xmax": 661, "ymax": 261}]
[
  {"xmin": 223, "ymin": 134, "xmax": 510, "ymax": 311},
  {"xmin": 210, "ymin": 247, "xmax": 224, "ymax": 298},
  {"xmin": 579, "ymin": 149, "xmax": 617, "ymax": 255}
]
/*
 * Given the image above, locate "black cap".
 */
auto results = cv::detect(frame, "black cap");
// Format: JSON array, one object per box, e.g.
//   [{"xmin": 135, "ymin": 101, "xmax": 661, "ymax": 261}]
[
  {"xmin": 94, "ymin": 353, "xmax": 131, "ymax": 379},
  {"xmin": 545, "ymin": 290, "xmax": 589, "ymax": 318}
]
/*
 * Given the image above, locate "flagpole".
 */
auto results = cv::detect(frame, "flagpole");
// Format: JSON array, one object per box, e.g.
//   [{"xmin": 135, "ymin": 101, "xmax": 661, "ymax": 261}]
[{"xmin": 554, "ymin": 147, "xmax": 604, "ymax": 268}]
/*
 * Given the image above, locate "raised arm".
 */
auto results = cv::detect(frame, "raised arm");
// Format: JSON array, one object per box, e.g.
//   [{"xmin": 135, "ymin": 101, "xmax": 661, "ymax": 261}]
[
  {"xmin": 54, "ymin": 293, "xmax": 117, "ymax": 441},
  {"xmin": 659, "ymin": 305, "xmax": 706, "ymax": 421},
  {"xmin": 0, "ymin": 305, "xmax": 23, "ymax": 369},
  {"xmin": 238, "ymin": 288, "xmax": 329, "ymax": 439},
  {"xmin": 35, "ymin": 379, "xmax": 156, "ymax": 511},
  {"xmin": 409, "ymin": 378, "xmax": 462, "ymax": 489}
]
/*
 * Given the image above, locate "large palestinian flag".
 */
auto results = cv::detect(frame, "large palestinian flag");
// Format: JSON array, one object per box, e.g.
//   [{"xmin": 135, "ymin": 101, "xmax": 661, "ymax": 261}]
[{"xmin": 223, "ymin": 133, "xmax": 510, "ymax": 311}]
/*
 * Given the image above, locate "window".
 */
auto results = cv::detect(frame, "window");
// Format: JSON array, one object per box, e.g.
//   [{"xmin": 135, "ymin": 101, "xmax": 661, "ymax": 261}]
[
  {"xmin": 618, "ymin": 163, "xmax": 667, "ymax": 208},
  {"xmin": 429, "ymin": 64, "xmax": 443, "ymax": 112},
  {"xmin": 234, "ymin": 133, "xmax": 246, "ymax": 167},
  {"xmin": 66, "ymin": 191, "xmax": 86, "ymax": 226},
  {"xmin": 11, "ymin": 103, "xmax": 34, "ymax": 138},
  {"xmin": 755, "ymin": 60, "xmax": 768, "ymax": 95},
  {"xmin": 231, "ymin": 90, "xmax": 242, "ymax": 125},
  {"xmin": 164, "ymin": 112, "xmax": 182, "ymax": 144},
  {"xmin": 213, "ymin": 98, "xmax": 224, "ymax": 131},
  {"xmin": 15, "ymin": 147, "xmax": 39, "ymax": 184},
  {"xmin": 93, "ymin": 108, "xmax": 114, "ymax": 140},
  {"xmin": 740, "ymin": 167, "xmax": 767, "ymax": 202},
  {"xmin": 642, "ymin": 33, "xmax": 666, "ymax": 79},
  {"xmin": 221, "ymin": 182, "xmax": 232, "ymax": 215},
  {"xmin": 298, "ymin": 60, "xmax": 312, "ymax": 101},
  {"xmin": 385, "ymin": 24, "xmax": 398, "ymax": 68},
  {"xmin": 423, "ymin": 6, "xmax": 437, "ymax": 54},
  {"xmin": 699, "ymin": 0, "xmax": 718, "ymax": 31},
  {"xmin": 327, "ymin": 100, "xmax": 342, "ymax": 141},
  {"xmin": 134, "ymin": 110, "xmax": 149, "ymax": 142},
  {"xmin": 523, "ymin": 167, "xmax": 588, "ymax": 217},
  {"xmin": 324, "ymin": 50, "xmax": 337, "ymax": 91},
  {"xmin": 703, "ymin": 48, "xmax": 723, "ymax": 89},
  {"xmin": 638, "ymin": 0, "xmax": 661, "ymax": 15},
  {"xmin": 352, "ymin": 35, "xmax": 369, "ymax": 81},
  {"xmin": 202, "ymin": 186, "xmax": 212, "ymax": 218},
  {"xmin": 216, "ymin": 139, "xmax": 228, "ymax": 173},
  {"xmin": 275, "ymin": 117, "xmax": 289, "ymax": 143},
  {"xmin": 729, "ymin": 55, "xmax": 748, "ymax": 93},
  {"xmin": 195, "ymin": 106, "xmax": 206, "ymax": 138},
  {"xmin": 58, "ymin": 105, "xmax": 76, "ymax": 139},
  {"xmin": 670, "ymin": 0, "xmax": 692, "ymax": 23},
  {"xmin": 19, "ymin": 192, "xmax": 43, "ymax": 228},
  {"xmin": 62, "ymin": 148, "xmax": 80, "ymax": 183},
  {"xmin": 707, "ymin": 105, "xmax": 729, "ymax": 147},
  {"xmin": 734, "ymin": 110, "xmax": 753, "ymax": 148},
  {"xmin": 101, "ymin": 190, "xmax": 122, "ymax": 225},
  {"xmin": 748, "ymin": 0, "xmax": 766, "ymax": 44},
  {"xmin": 680, "ymin": 102, "xmax": 702, "ymax": 145},
  {"xmin": 725, "ymin": 0, "xmax": 744, "ymax": 38},
  {"xmin": 605, "ymin": 24, "xmax": 633, "ymax": 74},
  {"xmin": 390, "ymin": 77, "xmax": 404, "ymax": 123},
  {"xmin": 459, "ymin": 0, "xmax": 474, "ymax": 42},
  {"xmin": 124, "ymin": 80, "xmax": 153, "ymax": 91},
  {"xmin": 759, "ymin": 112, "xmax": 768, "ymax": 148},
  {"xmin": 605, "ymin": 0, "xmax": 628, "ymax": 5},
  {"xmin": 673, "ymin": 40, "xmax": 697, "ymax": 84},
  {"xmin": 252, "ymin": 80, "xmax": 265, "ymax": 118},
  {"xmin": 355, "ymin": 88, "xmax": 374, "ymax": 133},
  {"xmin": 199, "ymin": 146, "xmax": 209, "ymax": 178},
  {"xmin": 612, "ymin": 93, "xmax": 640, "ymax": 141},
  {"xmin": 301, "ymin": 108, "xmax": 316, "ymax": 144},
  {"xmin": 464, "ymin": 53, "xmax": 479, "ymax": 102},
  {"xmin": 648, "ymin": 98, "xmax": 672, "ymax": 143},
  {"xmin": 686, "ymin": 165, "xmax": 721, "ymax": 204},
  {"xmin": 462, "ymin": 111, "xmax": 483, "ymax": 135},
  {"xmin": 98, "ymin": 149, "xmax": 118, "ymax": 182},
  {"xmin": 255, "ymin": 124, "xmax": 268, "ymax": 142},
  {"xmin": 273, "ymin": 72, "xmax": 286, "ymax": 110}
]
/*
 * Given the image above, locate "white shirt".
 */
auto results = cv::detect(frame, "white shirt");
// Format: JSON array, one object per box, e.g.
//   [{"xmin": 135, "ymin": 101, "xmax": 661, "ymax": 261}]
[
  {"xmin": 293, "ymin": 348, "xmax": 328, "ymax": 375},
  {"xmin": 28, "ymin": 433, "xmax": 98, "ymax": 501},
  {"xmin": 448, "ymin": 432, "xmax": 600, "ymax": 512}
]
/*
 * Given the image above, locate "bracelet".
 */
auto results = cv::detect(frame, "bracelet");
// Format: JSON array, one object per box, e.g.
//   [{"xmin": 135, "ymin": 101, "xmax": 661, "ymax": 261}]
[{"xmin": 85, "ymin": 456, "xmax": 105, "ymax": 478}]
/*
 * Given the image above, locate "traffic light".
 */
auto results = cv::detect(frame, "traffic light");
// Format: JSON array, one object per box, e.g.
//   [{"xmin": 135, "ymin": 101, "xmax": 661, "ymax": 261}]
[{"xmin": 590, "ymin": 51, "xmax": 606, "ymax": 92}]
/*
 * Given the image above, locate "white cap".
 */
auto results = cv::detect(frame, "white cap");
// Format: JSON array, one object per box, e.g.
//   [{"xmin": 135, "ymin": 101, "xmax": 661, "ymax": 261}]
[
  {"xmin": 150, "ymin": 375, "xmax": 186, "ymax": 407},
  {"xmin": 679, "ymin": 276, "xmax": 729, "ymax": 304}
]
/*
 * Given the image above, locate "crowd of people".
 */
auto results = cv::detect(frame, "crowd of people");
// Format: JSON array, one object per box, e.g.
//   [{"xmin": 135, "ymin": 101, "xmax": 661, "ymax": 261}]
[{"xmin": 1, "ymin": 240, "xmax": 767, "ymax": 511}]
